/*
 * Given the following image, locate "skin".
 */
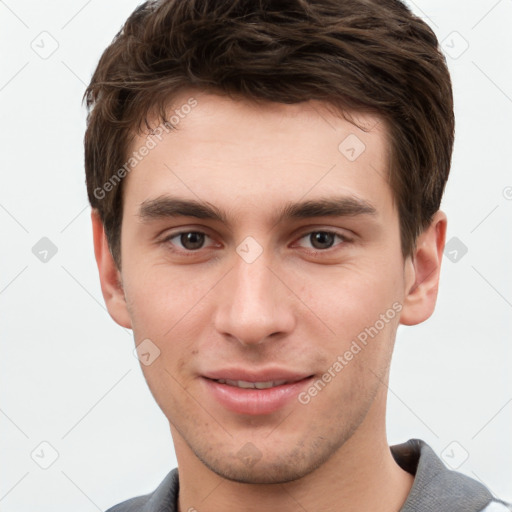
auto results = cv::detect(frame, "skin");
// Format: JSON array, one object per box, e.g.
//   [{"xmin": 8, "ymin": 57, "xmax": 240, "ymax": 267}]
[{"xmin": 92, "ymin": 90, "xmax": 447, "ymax": 512}]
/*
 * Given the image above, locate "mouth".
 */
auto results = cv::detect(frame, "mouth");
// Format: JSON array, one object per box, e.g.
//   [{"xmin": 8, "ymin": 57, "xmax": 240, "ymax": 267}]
[
  {"xmin": 202, "ymin": 373, "xmax": 314, "ymax": 415},
  {"xmin": 213, "ymin": 378, "xmax": 295, "ymax": 389}
]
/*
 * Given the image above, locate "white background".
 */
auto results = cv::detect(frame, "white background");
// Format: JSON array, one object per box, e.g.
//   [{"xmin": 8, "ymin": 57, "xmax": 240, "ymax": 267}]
[{"xmin": 1, "ymin": 0, "xmax": 511, "ymax": 510}]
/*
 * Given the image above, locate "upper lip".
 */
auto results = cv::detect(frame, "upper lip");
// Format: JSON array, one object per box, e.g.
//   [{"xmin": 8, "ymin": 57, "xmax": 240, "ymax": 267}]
[{"xmin": 203, "ymin": 368, "xmax": 313, "ymax": 383}]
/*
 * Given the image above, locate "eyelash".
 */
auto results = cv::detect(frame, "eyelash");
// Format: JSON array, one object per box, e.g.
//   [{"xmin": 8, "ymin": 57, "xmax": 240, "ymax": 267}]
[{"xmin": 160, "ymin": 229, "xmax": 352, "ymax": 256}]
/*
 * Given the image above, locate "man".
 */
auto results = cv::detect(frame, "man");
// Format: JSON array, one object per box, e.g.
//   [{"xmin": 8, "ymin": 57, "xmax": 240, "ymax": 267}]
[{"xmin": 84, "ymin": 0, "xmax": 510, "ymax": 511}]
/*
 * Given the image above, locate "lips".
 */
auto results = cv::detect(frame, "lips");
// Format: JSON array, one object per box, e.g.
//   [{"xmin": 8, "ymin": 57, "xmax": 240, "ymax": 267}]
[
  {"xmin": 203, "ymin": 369, "xmax": 311, "ymax": 384},
  {"xmin": 202, "ymin": 369, "xmax": 314, "ymax": 415},
  {"xmin": 215, "ymin": 379, "xmax": 288, "ymax": 389}
]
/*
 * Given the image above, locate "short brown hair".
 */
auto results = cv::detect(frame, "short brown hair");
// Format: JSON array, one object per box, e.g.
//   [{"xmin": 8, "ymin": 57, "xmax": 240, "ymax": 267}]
[{"xmin": 84, "ymin": 0, "xmax": 454, "ymax": 268}]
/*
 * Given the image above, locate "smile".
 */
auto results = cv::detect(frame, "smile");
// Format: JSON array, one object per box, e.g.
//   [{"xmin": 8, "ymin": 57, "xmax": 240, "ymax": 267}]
[
  {"xmin": 214, "ymin": 379, "xmax": 288, "ymax": 389},
  {"xmin": 203, "ymin": 375, "xmax": 314, "ymax": 415}
]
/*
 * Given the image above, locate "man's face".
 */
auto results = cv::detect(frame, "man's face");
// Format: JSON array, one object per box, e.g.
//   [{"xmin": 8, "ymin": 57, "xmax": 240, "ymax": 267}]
[{"xmin": 116, "ymin": 92, "xmax": 413, "ymax": 483}]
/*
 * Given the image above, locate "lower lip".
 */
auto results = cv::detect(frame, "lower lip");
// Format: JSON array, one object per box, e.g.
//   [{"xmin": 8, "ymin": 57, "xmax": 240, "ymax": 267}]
[{"xmin": 202, "ymin": 377, "xmax": 313, "ymax": 415}]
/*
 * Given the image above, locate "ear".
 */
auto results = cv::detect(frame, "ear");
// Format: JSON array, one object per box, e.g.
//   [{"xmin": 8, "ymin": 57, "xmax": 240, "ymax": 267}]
[
  {"xmin": 399, "ymin": 210, "xmax": 447, "ymax": 326},
  {"xmin": 91, "ymin": 209, "xmax": 132, "ymax": 329}
]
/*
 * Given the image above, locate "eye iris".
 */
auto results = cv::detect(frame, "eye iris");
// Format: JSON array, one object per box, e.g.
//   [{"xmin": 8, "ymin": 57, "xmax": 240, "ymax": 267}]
[
  {"xmin": 181, "ymin": 232, "xmax": 205, "ymax": 250},
  {"xmin": 310, "ymin": 232, "xmax": 335, "ymax": 250}
]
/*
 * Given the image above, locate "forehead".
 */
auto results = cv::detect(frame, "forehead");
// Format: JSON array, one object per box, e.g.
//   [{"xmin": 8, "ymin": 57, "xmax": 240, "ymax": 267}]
[{"xmin": 122, "ymin": 91, "xmax": 394, "ymax": 225}]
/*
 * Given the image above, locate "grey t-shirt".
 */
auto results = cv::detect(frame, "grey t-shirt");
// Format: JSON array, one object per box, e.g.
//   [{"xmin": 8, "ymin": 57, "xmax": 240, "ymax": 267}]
[{"xmin": 106, "ymin": 439, "xmax": 511, "ymax": 512}]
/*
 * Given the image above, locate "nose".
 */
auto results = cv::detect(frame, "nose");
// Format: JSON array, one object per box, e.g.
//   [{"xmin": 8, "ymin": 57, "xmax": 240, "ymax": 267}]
[{"xmin": 212, "ymin": 249, "xmax": 296, "ymax": 347}]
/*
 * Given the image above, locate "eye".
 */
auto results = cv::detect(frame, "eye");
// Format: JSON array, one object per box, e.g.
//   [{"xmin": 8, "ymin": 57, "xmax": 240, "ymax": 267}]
[
  {"xmin": 296, "ymin": 230, "xmax": 350, "ymax": 251},
  {"xmin": 161, "ymin": 229, "xmax": 350, "ymax": 255},
  {"xmin": 164, "ymin": 231, "xmax": 214, "ymax": 251}
]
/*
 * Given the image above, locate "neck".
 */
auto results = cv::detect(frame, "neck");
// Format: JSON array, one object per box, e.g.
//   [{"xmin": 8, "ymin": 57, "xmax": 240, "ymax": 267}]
[{"xmin": 173, "ymin": 391, "xmax": 414, "ymax": 512}]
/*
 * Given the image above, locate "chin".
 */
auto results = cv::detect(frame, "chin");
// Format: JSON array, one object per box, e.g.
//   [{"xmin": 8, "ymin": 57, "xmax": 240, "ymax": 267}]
[
  {"xmin": 202, "ymin": 458, "xmax": 315, "ymax": 485},
  {"xmin": 195, "ymin": 438, "xmax": 338, "ymax": 485}
]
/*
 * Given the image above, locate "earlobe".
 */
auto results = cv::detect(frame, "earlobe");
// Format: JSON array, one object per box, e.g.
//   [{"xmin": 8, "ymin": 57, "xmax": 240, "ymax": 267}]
[
  {"xmin": 91, "ymin": 210, "xmax": 132, "ymax": 329},
  {"xmin": 399, "ymin": 211, "xmax": 447, "ymax": 326}
]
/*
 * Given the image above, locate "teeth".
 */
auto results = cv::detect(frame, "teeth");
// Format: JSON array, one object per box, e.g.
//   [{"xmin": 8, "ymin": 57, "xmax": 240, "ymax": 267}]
[{"xmin": 216, "ymin": 379, "xmax": 288, "ymax": 389}]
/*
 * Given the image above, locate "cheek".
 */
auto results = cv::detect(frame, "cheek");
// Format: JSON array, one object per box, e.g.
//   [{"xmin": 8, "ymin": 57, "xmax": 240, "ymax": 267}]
[
  {"xmin": 124, "ymin": 266, "xmax": 212, "ymax": 391},
  {"xmin": 298, "ymin": 264, "xmax": 402, "ymax": 338},
  {"xmin": 124, "ymin": 263, "xmax": 213, "ymax": 337}
]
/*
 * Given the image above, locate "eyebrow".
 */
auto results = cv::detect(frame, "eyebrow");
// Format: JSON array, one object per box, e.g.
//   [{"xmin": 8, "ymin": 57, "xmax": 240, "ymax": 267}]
[{"xmin": 138, "ymin": 195, "xmax": 377, "ymax": 227}]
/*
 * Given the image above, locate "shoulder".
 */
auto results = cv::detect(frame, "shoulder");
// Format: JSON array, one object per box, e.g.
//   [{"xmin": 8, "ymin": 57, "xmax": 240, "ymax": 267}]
[
  {"xmin": 105, "ymin": 468, "xmax": 179, "ymax": 512},
  {"xmin": 106, "ymin": 495, "xmax": 150, "ymax": 512},
  {"xmin": 391, "ymin": 439, "xmax": 511, "ymax": 512}
]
